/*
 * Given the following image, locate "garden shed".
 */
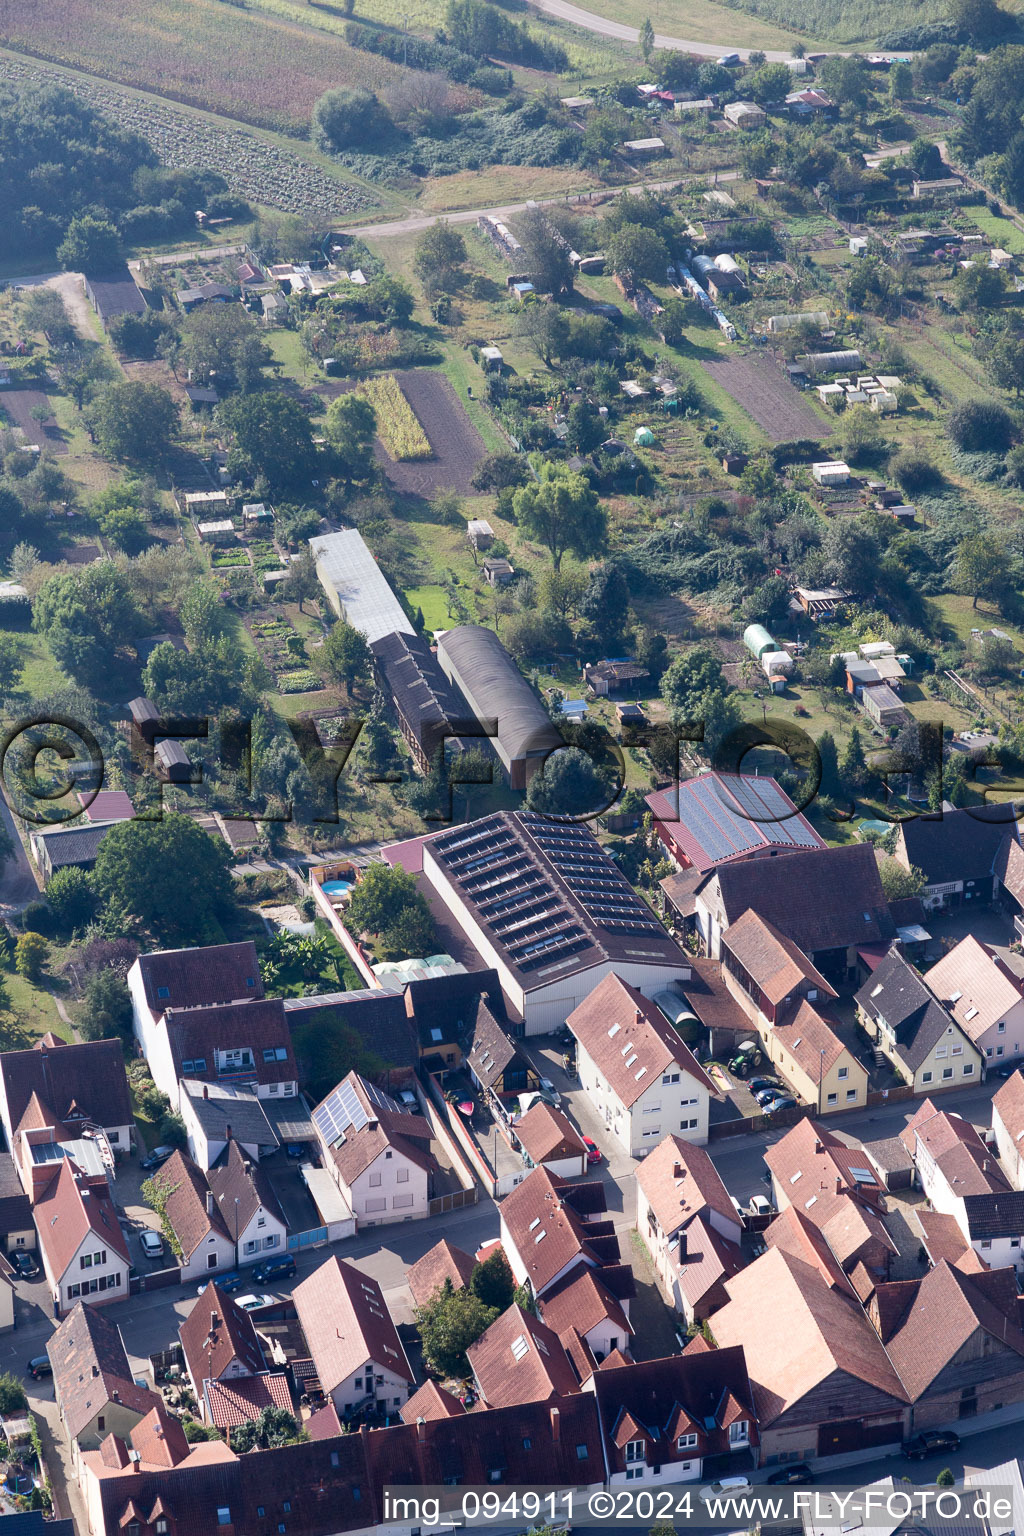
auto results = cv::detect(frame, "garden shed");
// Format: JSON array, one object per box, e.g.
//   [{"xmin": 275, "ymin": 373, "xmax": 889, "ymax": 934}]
[{"xmin": 633, "ymin": 426, "xmax": 655, "ymax": 446}]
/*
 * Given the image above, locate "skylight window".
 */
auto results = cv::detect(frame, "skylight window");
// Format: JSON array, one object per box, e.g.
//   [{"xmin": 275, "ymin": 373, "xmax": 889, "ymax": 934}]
[
  {"xmin": 635, "ymin": 1067, "xmax": 647, "ymax": 1081},
  {"xmin": 534, "ymin": 1230, "xmax": 547, "ymax": 1244},
  {"xmin": 511, "ymin": 1335, "xmax": 529, "ymax": 1360},
  {"xmin": 529, "ymin": 1217, "xmax": 540, "ymax": 1231},
  {"xmin": 608, "ymin": 1023, "xmax": 621, "ymax": 1038}
]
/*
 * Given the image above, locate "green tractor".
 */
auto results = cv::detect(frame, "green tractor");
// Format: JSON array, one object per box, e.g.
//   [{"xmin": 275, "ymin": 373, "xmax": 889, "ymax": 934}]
[{"xmin": 728, "ymin": 1040, "xmax": 763, "ymax": 1078}]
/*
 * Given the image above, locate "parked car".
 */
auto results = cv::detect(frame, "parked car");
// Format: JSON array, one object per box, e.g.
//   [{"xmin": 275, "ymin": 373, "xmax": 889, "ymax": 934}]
[
  {"xmin": 753, "ymin": 1088, "xmax": 779, "ymax": 1107},
  {"xmin": 286, "ymin": 1143, "xmax": 308, "ymax": 1160},
  {"xmin": 197, "ymin": 1272, "xmax": 243, "ymax": 1296},
  {"xmin": 235, "ymin": 1292, "xmax": 274, "ymax": 1312},
  {"xmin": 903, "ymin": 1431, "xmax": 960, "ymax": 1461},
  {"xmin": 581, "ymin": 1135, "xmax": 602, "ymax": 1166},
  {"xmin": 699, "ymin": 1477, "xmax": 751, "ymax": 1502},
  {"xmin": 748, "ymin": 1195, "xmax": 773, "ymax": 1219},
  {"xmin": 139, "ymin": 1230, "xmax": 164, "ymax": 1261},
  {"xmin": 252, "ymin": 1255, "xmax": 297, "ymax": 1286},
  {"xmin": 10, "ymin": 1251, "xmax": 40, "ymax": 1280},
  {"xmin": 538, "ymin": 1077, "xmax": 562, "ymax": 1107},
  {"xmin": 140, "ymin": 1145, "xmax": 174, "ymax": 1171},
  {"xmin": 764, "ymin": 1096, "xmax": 798, "ymax": 1115},
  {"xmin": 995, "ymin": 1062, "xmax": 1024, "ymax": 1079},
  {"xmin": 766, "ymin": 1464, "xmax": 814, "ymax": 1486},
  {"xmin": 717, "ymin": 51, "xmax": 741, "ymax": 64},
  {"xmin": 748, "ymin": 1077, "xmax": 781, "ymax": 1096},
  {"xmin": 26, "ymin": 1356, "xmax": 51, "ymax": 1379}
]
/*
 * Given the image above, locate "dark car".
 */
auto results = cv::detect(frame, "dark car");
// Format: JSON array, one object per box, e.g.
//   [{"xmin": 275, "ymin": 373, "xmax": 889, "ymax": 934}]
[
  {"xmin": 748, "ymin": 1077, "xmax": 781, "ymax": 1096},
  {"xmin": 286, "ymin": 1143, "xmax": 308, "ymax": 1160},
  {"xmin": 753, "ymin": 1088, "xmax": 779, "ymax": 1107},
  {"xmin": 995, "ymin": 1062, "xmax": 1024, "ymax": 1079},
  {"xmin": 197, "ymin": 1271, "xmax": 243, "ymax": 1296},
  {"xmin": 252, "ymin": 1255, "xmax": 297, "ymax": 1286},
  {"xmin": 766, "ymin": 1465, "xmax": 814, "ymax": 1486},
  {"xmin": 903, "ymin": 1431, "xmax": 960, "ymax": 1461},
  {"xmin": 765, "ymin": 1096, "xmax": 798, "ymax": 1115},
  {"xmin": 140, "ymin": 1145, "xmax": 174, "ymax": 1171},
  {"xmin": 10, "ymin": 1251, "xmax": 40, "ymax": 1281},
  {"xmin": 26, "ymin": 1356, "xmax": 51, "ymax": 1380}
]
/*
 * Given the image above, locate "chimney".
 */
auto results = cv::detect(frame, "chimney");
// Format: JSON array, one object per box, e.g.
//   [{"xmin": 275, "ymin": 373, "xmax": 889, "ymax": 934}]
[
  {"xmin": 635, "ymin": 1009, "xmax": 643, "ymax": 1027},
  {"xmin": 112, "ymin": 1390, "xmax": 120, "ymax": 1403},
  {"xmin": 203, "ymin": 1085, "xmax": 209, "ymax": 1101},
  {"xmin": 984, "ymin": 1159, "xmax": 991, "ymax": 1173},
  {"xmin": 678, "ymin": 1232, "xmax": 687, "ymax": 1261},
  {"xmin": 835, "ymin": 1175, "xmax": 842, "ymax": 1196},
  {"xmin": 814, "ymin": 1138, "xmax": 823, "ymax": 1154},
  {"xmin": 417, "ymin": 1417, "xmax": 426, "ymax": 1441},
  {"xmin": 226, "ymin": 1124, "xmax": 232, "ymax": 1141},
  {"xmin": 673, "ymin": 1163, "xmax": 683, "ymax": 1179},
  {"xmin": 550, "ymin": 1405, "xmax": 560, "ymax": 1443},
  {"xmin": 206, "ymin": 1190, "xmax": 214, "ymax": 1217}
]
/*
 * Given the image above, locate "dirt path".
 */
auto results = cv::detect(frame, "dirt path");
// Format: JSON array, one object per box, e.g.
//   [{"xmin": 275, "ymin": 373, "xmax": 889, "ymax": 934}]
[
  {"xmin": 349, "ymin": 170, "xmax": 740, "ymax": 238},
  {"xmin": 525, "ymin": 0, "xmax": 793, "ymax": 58}
]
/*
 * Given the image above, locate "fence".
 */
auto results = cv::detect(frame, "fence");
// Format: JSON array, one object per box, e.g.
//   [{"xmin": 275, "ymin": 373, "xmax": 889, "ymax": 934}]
[
  {"xmin": 287, "ymin": 1225, "xmax": 329, "ymax": 1251},
  {"xmin": 428, "ymin": 1188, "xmax": 478, "ymax": 1217},
  {"xmin": 139, "ymin": 1264, "xmax": 182, "ymax": 1291}
]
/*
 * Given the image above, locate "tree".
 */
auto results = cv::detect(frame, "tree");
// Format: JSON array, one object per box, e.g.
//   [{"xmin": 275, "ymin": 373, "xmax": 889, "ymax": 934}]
[
  {"xmin": 86, "ymin": 381, "xmax": 179, "ymax": 466},
  {"xmin": 747, "ymin": 61, "xmax": 793, "ymax": 103},
  {"xmin": 46, "ymin": 865, "xmax": 95, "ymax": 931},
  {"xmin": 0, "ymin": 1373, "xmax": 27, "ymax": 1414},
  {"xmin": 91, "ymin": 814, "xmax": 235, "ymax": 942},
  {"xmin": 878, "ymin": 858, "xmax": 927, "ymax": 900},
  {"xmin": 109, "ymin": 308, "xmax": 169, "ymax": 361},
  {"xmin": 470, "ymin": 1248, "xmax": 515, "ymax": 1311},
  {"xmin": 566, "ymin": 400, "xmax": 603, "ymax": 455},
  {"xmin": 513, "ymin": 461, "xmax": 607, "ymax": 571},
  {"xmin": 280, "ymin": 547, "xmax": 321, "ymax": 614},
  {"xmin": 472, "ymin": 452, "xmax": 528, "ymax": 493},
  {"xmin": 311, "ymin": 87, "xmax": 392, "ymax": 153},
  {"xmin": 416, "ymin": 1279, "xmax": 498, "ymax": 1377},
  {"xmin": 414, "ymin": 222, "xmax": 468, "ymax": 293},
  {"xmin": 661, "ymin": 646, "xmax": 741, "ymax": 761},
  {"xmin": 33, "ymin": 565, "xmax": 141, "ymax": 686},
  {"xmin": 819, "ymin": 55, "xmax": 870, "ymax": 112},
  {"xmin": 950, "ymin": 0, "xmax": 1010, "ymax": 41},
  {"xmin": 231, "ymin": 1406, "xmax": 302, "ymax": 1453},
  {"xmin": 220, "ymin": 392, "xmax": 317, "ymax": 491},
  {"xmin": 324, "ymin": 393, "xmax": 377, "ymax": 481},
  {"xmin": 0, "ymin": 635, "xmax": 23, "ymax": 701},
  {"xmin": 889, "ymin": 59, "xmax": 913, "ymax": 101},
  {"xmin": 15, "ymin": 932, "xmax": 47, "ymax": 982},
  {"xmin": 954, "ymin": 533, "xmax": 1007, "ymax": 609},
  {"xmin": 639, "ymin": 15, "xmax": 655, "ymax": 59},
  {"xmin": 739, "ymin": 132, "xmax": 775, "ymax": 180},
  {"xmin": 77, "ymin": 966, "xmax": 133, "ymax": 1044},
  {"xmin": 179, "ymin": 305, "xmax": 272, "ymax": 393},
  {"xmin": 344, "ymin": 861, "xmax": 436, "ymax": 960},
  {"xmin": 817, "ymin": 730, "xmax": 841, "ymax": 797},
  {"xmin": 56, "ymin": 214, "xmax": 123, "ymax": 274},
  {"xmin": 515, "ymin": 207, "xmax": 573, "ymax": 297},
  {"xmin": 580, "ymin": 563, "xmax": 630, "ymax": 653},
  {"xmin": 840, "ymin": 726, "xmax": 868, "ymax": 789},
  {"xmin": 605, "ymin": 224, "xmax": 670, "ymax": 287},
  {"xmin": 321, "ymin": 620, "xmax": 371, "ymax": 691},
  {"xmin": 837, "ymin": 410, "xmax": 887, "ymax": 466},
  {"xmin": 946, "ymin": 399, "xmax": 1015, "ymax": 452},
  {"xmin": 954, "ymin": 259, "xmax": 1007, "ymax": 311},
  {"xmin": 526, "ymin": 746, "xmax": 610, "ymax": 817}
]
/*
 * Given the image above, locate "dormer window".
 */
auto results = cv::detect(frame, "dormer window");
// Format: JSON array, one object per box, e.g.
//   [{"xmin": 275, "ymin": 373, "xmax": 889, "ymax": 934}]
[
  {"xmin": 626, "ymin": 1440, "xmax": 645, "ymax": 1463},
  {"xmin": 157, "ymin": 987, "xmax": 170, "ymax": 999},
  {"xmin": 729, "ymin": 1421, "xmax": 749, "ymax": 1446},
  {"xmin": 677, "ymin": 1433, "xmax": 698, "ymax": 1450}
]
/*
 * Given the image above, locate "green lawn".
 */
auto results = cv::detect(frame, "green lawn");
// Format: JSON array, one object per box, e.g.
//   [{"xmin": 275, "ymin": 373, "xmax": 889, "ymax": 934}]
[
  {"xmin": 963, "ymin": 208, "xmax": 1024, "ymax": 255},
  {"xmin": 0, "ymin": 971, "xmax": 71, "ymax": 1049}
]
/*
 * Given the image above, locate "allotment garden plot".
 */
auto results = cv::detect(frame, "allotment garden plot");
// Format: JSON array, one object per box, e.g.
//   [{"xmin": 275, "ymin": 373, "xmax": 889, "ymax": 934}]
[
  {"xmin": 702, "ymin": 355, "xmax": 826, "ymax": 444},
  {"xmin": 369, "ymin": 369, "xmax": 487, "ymax": 496}
]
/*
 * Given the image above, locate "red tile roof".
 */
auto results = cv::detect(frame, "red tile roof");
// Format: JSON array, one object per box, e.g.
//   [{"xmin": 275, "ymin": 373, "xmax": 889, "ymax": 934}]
[
  {"xmin": 292, "ymin": 1256, "xmax": 413, "ymax": 1395},
  {"xmin": 588, "ymin": 1345, "xmax": 757, "ymax": 1470},
  {"xmin": 765, "ymin": 1118, "xmax": 885, "ymax": 1231},
  {"xmin": 320, "ymin": 1072, "xmax": 434, "ymax": 1189},
  {"xmin": 722, "ymin": 910, "xmax": 836, "ymax": 1006},
  {"xmin": 924, "ymin": 935, "xmax": 1024, "ymax": 1042},
  {"xmin": 882, "ymin": 1260, "xmax": 1024, "ymax": 1398},
  {"xmin": 400, "ymin": 1380, "xmax": 466, "ymax": 1423},
  {"xmin": 407, "ymin": 1240, "xmax": 476, "ymax": 1310},
  {"xmin": 500, "ymin": 1167, "xmax": 612, "ymax": 1296},
  {"xmin": 166, "ymin": 998, "xmax": 296, "ymax": 1089},
  {"xmin": 645, "ymin": 771, "xmax": 824, "ymax": 872},
  {"xmin": 635, "ymin": 1133, "xmax": 738, "ymax": 1237},
  {"xmin": 130, "ymin": 1404, "xmax": 191, "ymax": 1467},
  {"xmin": 205, "ymin": 1372, "xmax": 294, "ymax": 1429},
  {"xmin": 179, "ymin": 1285, "xmax": 265, "ymax": 1391},
  {"xmin": 137, "ymin": 941, "xmax": 264, "ymax": 1013},
  {"xmin": 35, "ymin": 1159, "xmax": 129, "ymax": 1280},
  {"xmin": 207, "ymin": 1138, "xmax": 286, "ymax": 1242},
  {"xmin": 567, "ymin": 973, "xmax": 715, "ymax": 1110},
  {"xmin": 48, "ymin": 1302, "xmax": 158, "ymax": 1439},
  {"xmin": 0, "ymin": 1037, "xmax": 132, "ymax": 1143},
  {"xmin": 539, "ymin": 1263, "xmax": 632, "ymax": 1341},
  {"xmin": 514, "ymin": 1102, "xmax": 587, "ymax": 1166},
  {"xmin": 152, "ymin": 1149, "xmax": 229, "ymax": 1263}
]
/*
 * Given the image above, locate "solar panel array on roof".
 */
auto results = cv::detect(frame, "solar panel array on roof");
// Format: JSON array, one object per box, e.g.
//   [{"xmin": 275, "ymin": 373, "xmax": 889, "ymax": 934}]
[
  {"xmin": 722, "ymin": 776, "xmax": 820, "ymax": 848},
  {"xmin": 684, "ymin": 776, "xmax": 759, "ymax": 864},
  {"xmin": 313, "ymin": 1076, "xmax": 401, "ymax": 1148},
  {"xmin": 521, "ymin": 817, "xmax": 665, "ymax": 938}
]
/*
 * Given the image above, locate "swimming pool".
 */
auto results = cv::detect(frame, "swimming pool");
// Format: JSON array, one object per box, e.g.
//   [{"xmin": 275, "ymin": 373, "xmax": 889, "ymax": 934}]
[{"xmin": 321, "ymin": 879, "xmax": 353, "ymax": 896}]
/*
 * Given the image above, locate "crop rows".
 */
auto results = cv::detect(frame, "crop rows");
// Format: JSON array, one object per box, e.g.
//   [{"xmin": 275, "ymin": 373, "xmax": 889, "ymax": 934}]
[
  {"xmin": 1, "ymin": 0, "xmax": 408, "ymax": 132},
  {"xmin": 358, "ymin": 375, "xmax": 433, "ymax": 461},
  {"xmin": 0, "ymin": 55, "xmax": 378, "ymax": 219}
]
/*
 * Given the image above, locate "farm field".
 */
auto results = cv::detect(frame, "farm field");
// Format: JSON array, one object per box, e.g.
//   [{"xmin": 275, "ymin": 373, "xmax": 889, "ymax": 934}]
[
  {"xmin": 0, "ymin": 388, "xmax": 66, "ymax": 454},
  {"xmin": 0, "ymin": 0, "xmax": 413, "ymax": 134},
  {"xmin": 701, "ymin": 354, "xmax": 827, "ymax": 443},
  {"xmin": 527, "ymin": 0, "xmax": 817, "ymax": 49},
  {"xmin": 374, "ymin": 370, "xmax": 488, "ymax": 495},
  {"xmin": 0, "ymin": 52, "xmax": 385, "ymax": 221},
  {"xmin": 359, "ymin": 376, "xmax": 434, "ymax": 462}
]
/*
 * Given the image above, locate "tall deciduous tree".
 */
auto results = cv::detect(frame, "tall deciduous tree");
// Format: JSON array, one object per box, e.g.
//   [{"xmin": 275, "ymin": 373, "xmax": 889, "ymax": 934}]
[
  {"xmin": 512, "ymin": 461, "xmax": 606, "ymax": 571},
  {"xmin": 416, "ymin": 1279, "xmax": 498, "ymax": 1377},
  {"xmin": 413, "ymin": 221, "xmax": 468, "ymax": 293},
  {"xmin": 91, "ymin": 814, "xmax": 235, "ymax": 942},
  {"xmin": 321, "ymin": 620, "xmax": 371, "ymax": 690},
  {"xmin": 86, "ymin": 381, "xmax": 179, "ymax": 465}
]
